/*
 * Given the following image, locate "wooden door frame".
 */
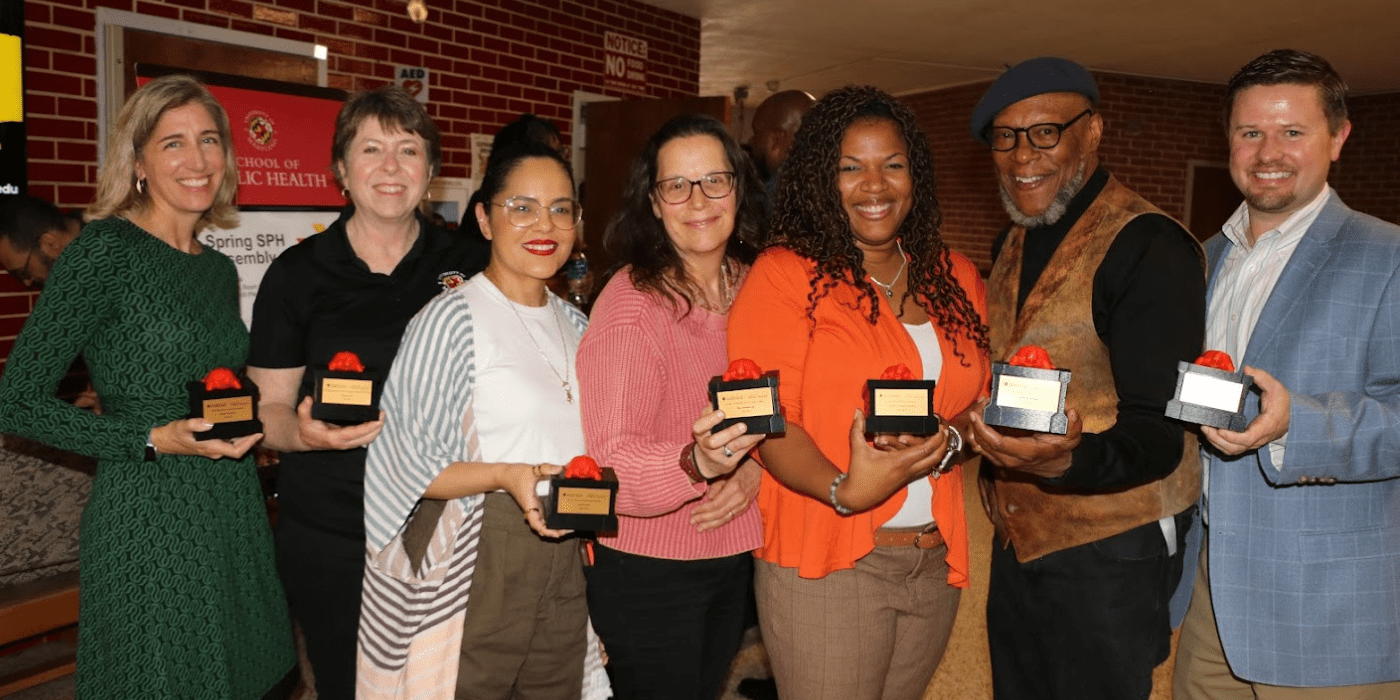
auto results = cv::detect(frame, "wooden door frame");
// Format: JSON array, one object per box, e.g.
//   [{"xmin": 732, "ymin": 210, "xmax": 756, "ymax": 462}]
[{"xmin": 94, "ymin": 8, "xmax": 328, "ymax": 166}]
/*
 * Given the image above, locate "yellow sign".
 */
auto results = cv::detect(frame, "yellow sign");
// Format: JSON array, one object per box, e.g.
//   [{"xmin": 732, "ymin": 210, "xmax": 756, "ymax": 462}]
[
  {"xmin": 717, "ymin": 387, "xmax": 775, "ymax": 418},
  {"xmin": 557, "ymin": 487, "xmax": 612, "ymax": 515},
  {"xmin": 203, "ymin": 396, "xmax": 254, "ymax": 423},
  {"xmin": 321, "ymin": 378, "xmax": 374, "ymax": 406}
]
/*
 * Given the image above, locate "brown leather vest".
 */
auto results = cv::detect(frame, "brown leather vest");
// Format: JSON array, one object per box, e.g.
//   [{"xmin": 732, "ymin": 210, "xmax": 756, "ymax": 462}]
[{"xmin": 982, "ymin": 176, "xmax": 1202, "ymax": 562}]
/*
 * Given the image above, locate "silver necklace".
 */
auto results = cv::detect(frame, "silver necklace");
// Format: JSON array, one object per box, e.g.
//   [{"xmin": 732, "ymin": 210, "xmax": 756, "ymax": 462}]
[
  {"xmin": 498, "ymin": 279, "xmax": 575, "ymax": 403},
  {"xmin": 698, "ymin": 258, "xmax": 735, "ymax": 314},
  {"xmin": 867, "ymin": 239, "xmax": 908, "ymax": 298}
]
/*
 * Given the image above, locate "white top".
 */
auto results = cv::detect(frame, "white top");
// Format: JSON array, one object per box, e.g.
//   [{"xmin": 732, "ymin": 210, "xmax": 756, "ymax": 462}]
[
  {"xmin": 465, "ymin": 273, "xmax": 586, "ymax": 466},
  {"xmin": 1204, "ymin": 186, "xmax": 1331, "ymax": 500},
  {"xmin": 882, "ymin": 321, "xmax": 943, "ymax": 528}
]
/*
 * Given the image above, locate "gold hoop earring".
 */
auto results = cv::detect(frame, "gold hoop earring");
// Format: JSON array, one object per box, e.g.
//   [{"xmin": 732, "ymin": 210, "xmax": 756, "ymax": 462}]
[{"xmin": 341, "ymin": 188, "xmax": 350, "ymax": 200}]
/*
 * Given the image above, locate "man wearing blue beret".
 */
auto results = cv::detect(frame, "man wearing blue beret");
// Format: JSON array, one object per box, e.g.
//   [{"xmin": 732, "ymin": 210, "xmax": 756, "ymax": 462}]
[{"xmin": 966, "ymin": 56, "xmax": 1207, "ymax": 700}]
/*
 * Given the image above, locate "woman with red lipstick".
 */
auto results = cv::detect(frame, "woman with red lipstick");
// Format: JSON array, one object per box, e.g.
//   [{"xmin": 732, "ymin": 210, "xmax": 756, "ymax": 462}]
[
  {"xmin": 246, "ymin": 86, "xmax": 488, "ymax": 700},
  {"xmin": 359, "ymin": 141, "xmax": 609, "ymax": 699},
  {"xmin": 0, "ymin": 75, "xmax": 297, "ymax": 698},
  {"xmin": 727, "ymin": 86, "xmax": 991, "ymax": 699},
  {"xmin": 574, "ymin": 114, "xmax": 767, "ymax": 700}
]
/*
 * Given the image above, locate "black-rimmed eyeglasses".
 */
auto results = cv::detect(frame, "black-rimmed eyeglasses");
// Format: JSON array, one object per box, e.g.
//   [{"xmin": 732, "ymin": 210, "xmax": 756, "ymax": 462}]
[
  {"xmin": 5, "ymin": 248, "xmax": 34, "ymax": 287},
  {"xmin": 490, "ymin": 197, "xmax": 582, "ymax": 229},
  {"xmin": 986, "ymin": 109, "xmax": 1094, "ymax": 152},
  {"xmin": 652, "ymin": 171, "xmax": 736, "ymax": 204}
]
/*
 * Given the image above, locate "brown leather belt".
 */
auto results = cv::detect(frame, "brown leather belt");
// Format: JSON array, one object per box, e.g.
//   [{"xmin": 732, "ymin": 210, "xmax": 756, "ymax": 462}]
[{"xmin": 872, "ymin": 525, "xmax": 944, "ymax": 549}]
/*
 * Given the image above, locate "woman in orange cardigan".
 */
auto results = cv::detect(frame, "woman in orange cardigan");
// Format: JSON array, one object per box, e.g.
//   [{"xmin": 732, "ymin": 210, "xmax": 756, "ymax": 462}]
[{"xmin": 727, "ymin": 86, "xmax": 990, "ymax": 700}]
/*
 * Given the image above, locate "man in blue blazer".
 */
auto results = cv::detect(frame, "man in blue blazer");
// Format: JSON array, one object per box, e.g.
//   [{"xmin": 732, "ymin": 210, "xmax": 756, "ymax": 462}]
[{"xmin": 1173, "ymin": 49, "xmax": 1400, "ymax": 699}]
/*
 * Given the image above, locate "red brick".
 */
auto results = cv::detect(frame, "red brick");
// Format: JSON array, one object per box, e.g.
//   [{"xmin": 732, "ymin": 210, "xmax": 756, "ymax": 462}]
[
  {"xmin": 51, "ymin": 6, "xmax": 95, "ymax": 29},
  {"xmin": 209, "ymin": 0, "xmax": 254, "ymax": 18},
  {"xmin": 27, "ymin": 116, "xmax": 87, "ymax": 140},
  {"xmin": 27, "ymin": 140, "xmax": 56, "ymax": 161},
  {"xmin": 57, "ymin": 141, "xmax": 98, "ymax": 163},
  {"xmin": 26, "ymin": 26, "xmax": 84, "ymax": 53},
  {"xmin": 181, "ymin": 10, "xmax": 232, "ymax": 28},
  {"xmin": 51, "ymin": 52, "xmax": 97, "ymax": 76},
  {"xmin": 0, "ymin": 295, "xmax": 32, "ymax": 316}
]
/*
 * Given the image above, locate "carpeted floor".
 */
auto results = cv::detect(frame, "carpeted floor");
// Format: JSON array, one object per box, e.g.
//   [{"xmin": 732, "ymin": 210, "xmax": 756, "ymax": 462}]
[{"xmin": 9, "ymin": 457, "xmax": 1182, "ymax": 700}]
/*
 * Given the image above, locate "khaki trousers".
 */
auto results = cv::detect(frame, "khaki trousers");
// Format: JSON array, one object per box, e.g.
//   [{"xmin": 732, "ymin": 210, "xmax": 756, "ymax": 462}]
[
  {"xmin": 754, "ymin": 541, "xmax": 961, "ymax": 700},
  {"xmin": 455, "ymin": 493, "xmax": 587, "ymax": 700},
  {"xmin": 1174, "ymin": 540, "xmax": 1400, "ymax": 700}
]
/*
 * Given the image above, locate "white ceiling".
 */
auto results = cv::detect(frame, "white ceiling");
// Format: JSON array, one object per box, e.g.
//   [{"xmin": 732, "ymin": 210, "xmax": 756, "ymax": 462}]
[{"xmin": 643, "ymin": 0, "xmax": 1400, "ymax": 102}]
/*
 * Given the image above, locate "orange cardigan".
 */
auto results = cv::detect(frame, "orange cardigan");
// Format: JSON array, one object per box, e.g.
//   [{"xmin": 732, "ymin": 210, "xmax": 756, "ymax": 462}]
[{"xmin": 727, "ymin": 246, "xmax": 990, "ymax": 584}]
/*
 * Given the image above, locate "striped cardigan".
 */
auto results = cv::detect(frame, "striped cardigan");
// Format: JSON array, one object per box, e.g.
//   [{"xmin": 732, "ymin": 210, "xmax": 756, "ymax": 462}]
[{"xmin": 356, "ymin": 279, "xmax": 606, "ymax": 700}]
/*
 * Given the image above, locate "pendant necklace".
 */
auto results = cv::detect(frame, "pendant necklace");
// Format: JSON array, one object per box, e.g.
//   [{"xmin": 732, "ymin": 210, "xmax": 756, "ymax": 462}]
[
  {"xmin": 868, "ymin": 239, "xmax": 908, "ymax": 298},
  {"xmin": 496, "ymin": 274, "xmax": 575, "ymax": 403},
  {"xmin": 699, "ymin": 258, "xmax": 735, "ymax": 314}
]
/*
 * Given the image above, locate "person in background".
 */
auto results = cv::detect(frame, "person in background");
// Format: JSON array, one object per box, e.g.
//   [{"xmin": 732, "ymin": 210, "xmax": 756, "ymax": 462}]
[
  {"xmin": 964, "ymin": 57, "xmax": 1205, "ymax": 700},
  {"xmin": 0, "ymin": 73, "xmax": 297, "ymax": 699},
  {"xmin": 1, "ymin": 195, "xmax": 102, "ymax": 412},
  {"xmin": 747, "ymin": 89, "xmax": 815, "ymax": 193},
  {"xmin": 246, "ymin": 85, "xmax": 489, "ymax": 700},
  {"xmin": 0, "ymin": 194, "xmax": 82, "ymax": 290},
  {"xmin": 576, "ymin": 113, "xmax": 767, "ymax": 700},
  {"xmin": 728, "ymin": 85, "xmax": 989, "ymax": 700},
  {"xmin": 358, "ymin": 140, "xmax": 607, "ymax": 700},
  {"xmin": 1173, "ymin": 48, "xmax": 1400, "ymax": 700}
]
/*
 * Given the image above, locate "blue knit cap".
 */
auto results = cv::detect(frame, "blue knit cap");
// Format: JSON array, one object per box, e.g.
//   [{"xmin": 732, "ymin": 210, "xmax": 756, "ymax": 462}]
[{"xmin": 970, "ymin": 57, "xmax": 1099, "ymax": 145}]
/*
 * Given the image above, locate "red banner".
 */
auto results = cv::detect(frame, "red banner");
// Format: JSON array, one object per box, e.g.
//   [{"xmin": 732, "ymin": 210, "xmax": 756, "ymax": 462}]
[{"xmin": 137, "ymin": 76, "xmax": 344, "ymax": 207}]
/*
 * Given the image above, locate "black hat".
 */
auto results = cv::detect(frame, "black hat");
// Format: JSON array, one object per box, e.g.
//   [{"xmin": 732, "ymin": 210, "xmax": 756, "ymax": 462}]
[{"xmin": 969, "ymin": 57, "xmax": 1099, "ymax": 145}]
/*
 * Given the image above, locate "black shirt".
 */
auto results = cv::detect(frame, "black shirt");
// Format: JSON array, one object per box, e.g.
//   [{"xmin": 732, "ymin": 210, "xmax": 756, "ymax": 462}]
[
  {"xmin": 991, "ymin": 168, "xmax": 1206, "ymax": 490},
  {"xmin": 248, "ymin": 206, "xmax": 489, "ymax": 537}
]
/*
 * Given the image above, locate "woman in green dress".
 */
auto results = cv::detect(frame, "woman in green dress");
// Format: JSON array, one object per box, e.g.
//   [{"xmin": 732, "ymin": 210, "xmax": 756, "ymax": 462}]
[{"xmin": 0, "ymin": 75, "xmax": 296, "ymax": 699}]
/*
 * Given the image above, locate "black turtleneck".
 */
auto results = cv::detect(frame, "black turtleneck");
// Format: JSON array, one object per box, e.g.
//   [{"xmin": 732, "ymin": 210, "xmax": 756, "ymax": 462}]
[{"xmin": 991, "ymin": 168, "xmax": 1207, "ymax": 491}]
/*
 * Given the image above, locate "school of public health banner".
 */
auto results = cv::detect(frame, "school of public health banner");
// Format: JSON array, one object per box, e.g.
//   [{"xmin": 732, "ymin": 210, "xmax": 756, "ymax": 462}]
[
  {"xmin": 137, "ymin": 75, "xmax": 344, "ymax": 207},
  {"xmin": 198, "ymin": 210, "xmax": 343, "ymax": 325},
  {"xmin": 138, "ymin": 71, "xmax": 346, "ymax": 326}
]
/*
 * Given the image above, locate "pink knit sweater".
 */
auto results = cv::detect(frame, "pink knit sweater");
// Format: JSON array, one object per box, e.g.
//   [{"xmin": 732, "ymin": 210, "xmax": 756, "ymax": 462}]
[{"xmin": 576, "ymin": 268, "xmax": 763, "ymax": 560}]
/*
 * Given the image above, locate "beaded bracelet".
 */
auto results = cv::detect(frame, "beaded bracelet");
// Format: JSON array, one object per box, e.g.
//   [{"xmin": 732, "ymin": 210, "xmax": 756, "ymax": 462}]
[{"xmin": 829, "ymin": 472, "xmax": 853, "ymax": 515}]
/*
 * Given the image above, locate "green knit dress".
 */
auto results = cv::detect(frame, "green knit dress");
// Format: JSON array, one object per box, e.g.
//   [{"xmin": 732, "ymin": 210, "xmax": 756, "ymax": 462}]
[{"xmin": 0, "ymin": 218, "xmax": 295, "ymax": 699}]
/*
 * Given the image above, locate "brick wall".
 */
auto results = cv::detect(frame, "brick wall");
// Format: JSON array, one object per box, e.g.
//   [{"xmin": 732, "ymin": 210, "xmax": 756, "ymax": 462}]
[
  {"xmin": 905, "ymin": 73, "xmax": 1400, "ymax": 273},
  {"xmin": 3, "ymin": 0, "xmax": 699, "ymax": 367}
]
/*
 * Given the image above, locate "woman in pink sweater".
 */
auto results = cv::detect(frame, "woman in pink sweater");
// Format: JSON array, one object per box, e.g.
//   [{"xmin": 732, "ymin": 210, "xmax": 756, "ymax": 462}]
[{"xmin": 575, "ymin": 114, "xmax": 768, "ymax": 700}]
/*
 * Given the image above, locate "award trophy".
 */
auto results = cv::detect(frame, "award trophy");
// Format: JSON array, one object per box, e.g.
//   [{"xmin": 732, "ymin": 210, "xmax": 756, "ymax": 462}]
[
  {"xmin": 708, "ymin": 359, "xmax": 785, "ymax": 435},
  {"xmin": 187, "ymin": 367, "xmax": 263, "ymax": 440},
  {"xmin": 1165, "ymin": 350, "xmax": 1253, "ymax": 430},
  {"xmin": 983, "ymin": 345, "xmax": 1071, "ymax": 434},
  {"xmin": 311, "ymin": 350, "xmax": 382, "ymax": 424},
  {"xmin": 537, "ymin": 455, "xmax": 619, "ymax": 531},
  {"xmin": 864, "ymin": 363, "xmax": 940, "ymax": 435}
]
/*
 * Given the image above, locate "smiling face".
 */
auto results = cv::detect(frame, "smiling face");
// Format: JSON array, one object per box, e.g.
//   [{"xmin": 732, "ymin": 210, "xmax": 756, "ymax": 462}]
[
  {"xmin": 990, "ymin": 92, "xmax": 1101, "ymax": 228},
  {"xmin": 134, "ymin": 103, "xmax": 226, "ymax": 226},
  {"xmin": 837, "ymin": 118, "xmax": 913, "ymax": 253},
  {"xmin": 1228, "ymin": 82, "xmax": 1350, "ymax": 236},
  {"xmin": 477, "ymin": 157, "xmax": 577, "ymax": 297},
  {"xmin": 649, "ymin": 134, "xmax": 737, "ymax": 269},
  {"xmin": 336, "ymin": 117, "xmax": 431, "ymax": 227}
]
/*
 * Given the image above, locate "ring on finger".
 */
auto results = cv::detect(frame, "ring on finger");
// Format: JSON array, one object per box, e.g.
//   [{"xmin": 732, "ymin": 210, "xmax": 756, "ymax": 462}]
[{"xmin": 723, "ymin": 445, "xmax": 734, "ymax": 458}]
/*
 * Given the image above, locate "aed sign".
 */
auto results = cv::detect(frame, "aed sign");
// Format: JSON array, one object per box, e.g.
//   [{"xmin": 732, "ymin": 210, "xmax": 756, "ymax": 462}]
[
  {"xmin": 603, "ymin": 31, "xmax": 647, "ymax": 96},
  {"xmin": 395, "ymin": 66, "xmax": 430, "ymax": 104}
]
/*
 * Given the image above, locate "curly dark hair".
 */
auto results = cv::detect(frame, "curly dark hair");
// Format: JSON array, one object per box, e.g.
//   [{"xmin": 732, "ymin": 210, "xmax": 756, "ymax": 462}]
[
  {"xmin": 771, "ymin": 85, "xmax": 988, "ymax": 359},
  {"xmin": 603, "ymin": 113, "xmax": 767, "ymax": 316}
]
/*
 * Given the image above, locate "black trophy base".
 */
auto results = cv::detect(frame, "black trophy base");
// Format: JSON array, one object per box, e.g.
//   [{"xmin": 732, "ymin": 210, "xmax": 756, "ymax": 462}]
[
  {"xmin": 187, "ymin": 379, "xmax": 263, "ymax": 441},
  {"xmin": 543, "ymin": 468, "xmax": 620, "ymax": 532},
  {"xmin": 1165, "ymin": 361, "xmax": 1253, "ymax": 431},
  {"xmin": 984, "ymin": 363, "xmax": 1071, "ymax": 435},
  {"xmin": 311, "ymin": 369, "xmax": 382, "ymax": 425},
  {"xmin": 865, "ymin": 379, "xmax": 939, "ymax": 435},
  {"xmin": 709, "ymin": 375, "xmax": 786, "ymax": 435}
]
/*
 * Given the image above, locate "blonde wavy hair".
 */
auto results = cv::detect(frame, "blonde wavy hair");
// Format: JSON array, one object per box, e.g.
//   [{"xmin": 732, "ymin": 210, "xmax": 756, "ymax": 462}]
[{"xmin": 88, "ymin": 74, "xmax": 240, "ymax": 231}]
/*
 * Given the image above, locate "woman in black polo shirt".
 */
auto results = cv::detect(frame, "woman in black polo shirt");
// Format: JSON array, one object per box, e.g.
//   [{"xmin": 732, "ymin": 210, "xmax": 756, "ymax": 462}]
[{"xmin": 246, "ymin": 86, "xmax": 488, "ymax": 700}]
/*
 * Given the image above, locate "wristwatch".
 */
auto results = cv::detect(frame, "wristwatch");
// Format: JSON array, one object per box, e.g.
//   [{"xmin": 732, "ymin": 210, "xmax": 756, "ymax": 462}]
[
  {"xmin": 144, "ymin": 428, "xmax": 158, "ymax": 462},
  {"xmin": 934, "ymin": 424, "xmax": 963, "ymax": 475}
]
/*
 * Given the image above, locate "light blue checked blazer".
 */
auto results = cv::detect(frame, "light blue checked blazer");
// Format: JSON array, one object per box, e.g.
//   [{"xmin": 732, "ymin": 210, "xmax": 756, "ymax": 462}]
[{"xmin": 1187, "ymin": 192, "xmax": 1400, "ymax": 686}]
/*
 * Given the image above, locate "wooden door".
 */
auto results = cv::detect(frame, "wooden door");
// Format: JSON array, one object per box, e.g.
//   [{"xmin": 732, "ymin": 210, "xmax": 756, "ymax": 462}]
[
  {"xmin": 118, "ymin": 28, "xmax": 320, "ymax": 107},
  {"xmin": 582, "ymin": 96, "xmax": 729, "ymax": 275},
  {"xmin": 1187, "ymin": 164, "xmax": 1241, "ymax": 242}
]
